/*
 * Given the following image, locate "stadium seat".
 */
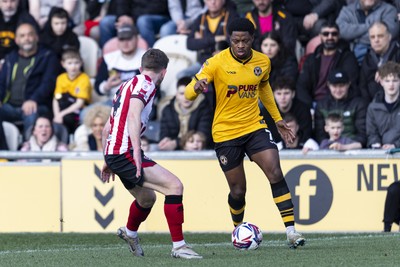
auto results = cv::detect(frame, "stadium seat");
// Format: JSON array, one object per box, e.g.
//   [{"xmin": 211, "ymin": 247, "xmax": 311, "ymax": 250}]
[
  {"xmin": 2, "ymin": 121, "xmax": 21, "ymax": 151},
  {"xmin": 78, "ymin": 35, "xmax": 101, "ymax": 78},
  {"xmin": 153, "ymin": 35, "xmax": 197, "ymax": 97},
  {"xmin": 143, "ymin": 120, "xmax": 161, "ymax": 143}
]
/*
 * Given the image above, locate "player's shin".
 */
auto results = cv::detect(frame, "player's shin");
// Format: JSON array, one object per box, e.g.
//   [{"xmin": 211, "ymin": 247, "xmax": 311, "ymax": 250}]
[
  {"xmin": 271, "ymin": 179, "xmax": 295, "ymax": 227},
  {"xmin": 228, "ymin": 193, "xmax": 246, "ymax": 227}
]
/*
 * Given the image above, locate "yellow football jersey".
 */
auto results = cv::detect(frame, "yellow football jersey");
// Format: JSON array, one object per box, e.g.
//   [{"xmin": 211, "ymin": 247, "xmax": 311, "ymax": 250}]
[
  {"xmin": 54, "ymin": 72, "xmax": 92, "ymax": 103},
  {"xmin": 185, "ymin": 48, "xmax": 282, "ymax": 143}
]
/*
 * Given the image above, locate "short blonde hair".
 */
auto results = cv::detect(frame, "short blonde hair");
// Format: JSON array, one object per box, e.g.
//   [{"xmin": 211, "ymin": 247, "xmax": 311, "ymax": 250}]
[{"xmin": 83, "ymin": 105, "xmax": 111, "ymax": 128}]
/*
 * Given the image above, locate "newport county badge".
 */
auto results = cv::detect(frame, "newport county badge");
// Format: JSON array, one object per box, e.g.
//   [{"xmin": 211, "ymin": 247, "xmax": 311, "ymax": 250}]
[
  {"xmin": 219, "ymin": 155, "xmax": 228, "ymax": 165},
  {"xmin": 254, "ymin": 67, "xmax": 262, "ymax": 76}
]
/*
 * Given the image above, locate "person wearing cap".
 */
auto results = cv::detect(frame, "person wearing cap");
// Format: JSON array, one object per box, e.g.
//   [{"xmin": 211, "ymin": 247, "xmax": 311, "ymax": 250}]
[
  {"xmin": 314, "ymin": 69, "xmax": 368, "ymax": 147},
  {"xmin": 80, "ymin": 24, "xmax": 147, "ymax": 123},
  {"xmin": 296, "ymin": 20, "xmax": 359, "ymax": 109},
  {"xmin": 94, "ymin": 24, "xmax": 146, "ymax": 102}
]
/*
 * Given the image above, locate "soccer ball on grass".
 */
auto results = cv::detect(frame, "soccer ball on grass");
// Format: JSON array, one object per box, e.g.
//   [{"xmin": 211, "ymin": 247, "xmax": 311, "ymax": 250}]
[{"xmin": 231, "ymin": 222, "xmax": 263, "ymax": 250}]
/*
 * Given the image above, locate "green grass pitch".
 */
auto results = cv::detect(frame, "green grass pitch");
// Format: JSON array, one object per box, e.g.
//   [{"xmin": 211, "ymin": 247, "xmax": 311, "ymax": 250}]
[{"xmin": 0, "ymin": 232, "xmax": 399, "ymax": 266}]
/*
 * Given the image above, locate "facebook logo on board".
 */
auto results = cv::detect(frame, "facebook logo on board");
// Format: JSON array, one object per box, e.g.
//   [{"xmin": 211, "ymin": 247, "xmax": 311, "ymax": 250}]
[{"xmin": 285, "ymin": 165, "xmax": 333, "ymax": 225}]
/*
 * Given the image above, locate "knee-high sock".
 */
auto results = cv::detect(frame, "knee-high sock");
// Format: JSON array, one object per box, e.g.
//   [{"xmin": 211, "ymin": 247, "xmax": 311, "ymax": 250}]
[
  {"xmin": 164, "ymin": 195, "xmax": 184, "ymax": 242},
  {"xmin": 127, "ymin": 200, "xmax": 152, "ymax": 231},
  {"xmin": 228, "ymin": 193, "xmax": 246, "ymax": 227},
  {"xmin": 271, "ymin": 179, "xmax": 295, "ymax": 227}
]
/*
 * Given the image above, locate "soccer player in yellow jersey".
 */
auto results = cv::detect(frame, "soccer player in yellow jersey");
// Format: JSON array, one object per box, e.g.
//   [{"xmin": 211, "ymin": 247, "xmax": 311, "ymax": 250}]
[{"xmin": 185, "ymin": 18, "xmax": 305, "ymax": 249}]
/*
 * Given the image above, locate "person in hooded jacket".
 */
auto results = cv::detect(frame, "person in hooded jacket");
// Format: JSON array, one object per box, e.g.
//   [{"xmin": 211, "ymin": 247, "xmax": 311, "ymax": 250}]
[{"xmin": 39, "ymin": 7, "xmax": 80, "ymax": 61}]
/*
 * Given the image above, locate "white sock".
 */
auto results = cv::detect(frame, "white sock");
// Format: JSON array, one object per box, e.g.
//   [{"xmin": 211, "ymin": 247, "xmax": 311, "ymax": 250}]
[
  {"xmin": 125, "ymin": 227, "xmax": 138, "ymax": 238},
  {"xmin": 286, "ymin": 226, "xmax": 295, "ymax": 234},
  {"xmin": 173, "ymin": 240, "xmax": 186, "ymax": 249}
]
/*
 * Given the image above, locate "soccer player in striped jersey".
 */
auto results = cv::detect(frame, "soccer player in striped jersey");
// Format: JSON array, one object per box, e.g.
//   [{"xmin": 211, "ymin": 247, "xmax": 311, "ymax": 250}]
[
  {"xmin": 185, "ymin": 18, "xmax": 306, "ymax": 249},
  {"xmin": 100, "ymin": 49, "xmax": 202, "ymax": 259}
]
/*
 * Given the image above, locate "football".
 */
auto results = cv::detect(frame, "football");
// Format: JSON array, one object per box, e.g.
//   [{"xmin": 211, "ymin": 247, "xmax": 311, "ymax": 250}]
[{"xmin": 231, "ymin": 222, "xmax": 263, "ymax": 250}]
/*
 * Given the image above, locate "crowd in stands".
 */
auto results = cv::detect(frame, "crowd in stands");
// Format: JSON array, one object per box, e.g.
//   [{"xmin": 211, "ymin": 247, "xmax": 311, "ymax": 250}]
[{"xmin": 1, "ymin": 0, "xmax": 400, "ymax": 155}]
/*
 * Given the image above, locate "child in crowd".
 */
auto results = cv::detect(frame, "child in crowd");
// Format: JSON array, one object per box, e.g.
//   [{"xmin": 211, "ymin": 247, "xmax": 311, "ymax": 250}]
[
  {"xmin": 180, "ymin": 130, "xmax": 206, "ymax": 151},
  {"xmin": 39, "ymin": 7, "xmax": 80, "ymax": 61},
  {"xmin": 53, "ymin": 49, "xmax": 92, "ymax": 135},
  {"xmin": 277, "ymin": 113, "xmax": 319, "ymax": 154},
  {"xmin": 320, "ymin": 113, "xmax": 362, "ymax": 151}
]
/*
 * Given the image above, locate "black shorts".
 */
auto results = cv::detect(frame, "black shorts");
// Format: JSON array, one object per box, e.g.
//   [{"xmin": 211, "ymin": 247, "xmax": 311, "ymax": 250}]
[
  {"xmin": 214, "ymin": 128, "xmax": 277, "ymax": 172},
  {"xmin": 104, "ymin": 150, "xmax": 156, "ymax": 189}
]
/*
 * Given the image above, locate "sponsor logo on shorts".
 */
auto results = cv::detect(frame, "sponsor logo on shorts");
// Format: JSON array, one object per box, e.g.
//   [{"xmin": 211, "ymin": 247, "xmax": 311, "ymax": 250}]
[{"xmin": 219, "ymin": 155, "xmax": 228, "ymax": 165}]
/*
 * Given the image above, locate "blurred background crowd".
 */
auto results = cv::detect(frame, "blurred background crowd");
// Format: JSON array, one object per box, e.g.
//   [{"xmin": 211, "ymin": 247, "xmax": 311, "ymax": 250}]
[{"xmin": 0, "ymin": 0, "xmax": 400, "ymax": 155}]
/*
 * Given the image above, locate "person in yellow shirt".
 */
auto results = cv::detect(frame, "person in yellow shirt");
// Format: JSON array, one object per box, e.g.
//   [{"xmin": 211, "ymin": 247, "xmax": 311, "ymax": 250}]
[
  {"xmin": 52, "ymin": 49, "xmax": 91, "ymax": 134},
  {"xmin": 185, "ymin": 17, "xmax": 305, "ymax": 249}
]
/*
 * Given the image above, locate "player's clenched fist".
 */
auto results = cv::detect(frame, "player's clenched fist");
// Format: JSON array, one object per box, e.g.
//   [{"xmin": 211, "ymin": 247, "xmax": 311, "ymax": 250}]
[{"xmin": 194, "ymin": 78, "xmax": 208, "ymax": 94}]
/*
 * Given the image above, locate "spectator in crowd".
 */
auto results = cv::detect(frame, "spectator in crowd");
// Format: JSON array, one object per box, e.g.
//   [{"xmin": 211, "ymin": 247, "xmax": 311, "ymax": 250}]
[
  {"xmin": 0, "ymin": 23, "xmax": 59, "ymax": 138},
  {"xmin": 84, "ymin": 0, "xmax": 118, "ymax": 43},
  {"xmin": 260, "ymin": 76, "xmax": 312, "ymax": 145},
  {"xmin": 29, "ymin": 0, "xmax": 84, "ymax": 35},
  {"xmin": 179, "ymin": 0, "xmax": 239, "ymax": 79},
  {"xmin": 158, "ymin": 76, "xmax": 213, "ymax": 151},
  {"xmin": 359, "ymin": 21, "xmax": 400, "ymax": 103},
  {"xmin": 39, "ymin": 7, "xmax": 80, "ymax": 64},
  {"xmin": 336, "ymin": 0, "xmax": 399, "ymax": 64},
  {"xmin": 0, "ymin": 0, "xmax": 39, "ymax": 64},
  {"xmin": 140, "ymin": 136, "xmax": 150, "ymax": 152},
  {"xmin": 180, "ymin": 130, "xmax": 206, "ymax": 151},
  {"xmin": 319, "ymin": 113, "xmax": 362, "ymax": 151},
  {"xmin": 366, "ymin": 61, "xmax": 400, "ymax": 149},
  {"xmin": 71, "ymin": 104, "xmax": 111, "ymax": 151},
  {"xmin": 259, "ymin": 31, "xmax": 298, "ymax": 85},
  {"xmin": 314, "ymin": 69, "xmax": 368, "ymax": 147},
  {"xmin": 53, "ymin": 49, "xmax": 92, "ymax": 135},
  {"xmin": 115, "ymin": 0, "xmax": 175, "ymax": 47},
  {"xmin": 296, "ymin": 21, "xmax": 359, "ymax": 109},
  {"xmin": 277, "ymin": 113, "xmax": 319, "ymax": 154},
  {"xmin": 245, "ymin": 0, "xmax": 297, "ymax": 53},
  {"xmin": 383, "ymin": 181, "xmax": 400, "ymax": 232},
  {"xmin": 231, "ymin": 0, "xmax": 253, "ymax": 15},
  {"xmin": 94, "ymin": 24, "xmax": 146, "ymax": 103},
  {"xmin": 20, "ymin": 115, "xmax": 68, "ymax": 153},
  {"xmin": 167, "ymin": 0, "xmax": 204, "ymax": 35},
  {"xmin": 276, "ymin": 0, "xmax": 344, "ymax": 45}
]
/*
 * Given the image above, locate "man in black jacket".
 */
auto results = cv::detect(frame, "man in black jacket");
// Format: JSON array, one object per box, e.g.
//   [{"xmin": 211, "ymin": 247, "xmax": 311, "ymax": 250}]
[{"xmin": 296, "ymin": 21, "xmax": 359, "ymax": 109}]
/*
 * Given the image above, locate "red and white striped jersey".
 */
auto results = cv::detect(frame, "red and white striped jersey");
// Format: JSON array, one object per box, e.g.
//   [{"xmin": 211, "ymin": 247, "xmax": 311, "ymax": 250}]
[{"xmin": 104, "ymin": 74, "xmax": 157, "ymax": 155}]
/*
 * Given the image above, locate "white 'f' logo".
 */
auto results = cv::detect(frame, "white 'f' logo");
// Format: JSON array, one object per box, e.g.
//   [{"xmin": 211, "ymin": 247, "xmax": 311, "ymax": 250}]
[{"xmin": 295, "ymin": 170, "xmax": 317, "ymax": 220}]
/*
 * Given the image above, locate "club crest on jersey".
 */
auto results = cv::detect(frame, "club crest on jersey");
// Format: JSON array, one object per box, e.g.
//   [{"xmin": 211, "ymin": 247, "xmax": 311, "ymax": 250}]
[
  {"xmin": 254, "ymin": 66, "xmax": 262, "ymax": 76},
  {"xmin": 219, "ymin": 155, "xmax": 228, "ymax": 165}
]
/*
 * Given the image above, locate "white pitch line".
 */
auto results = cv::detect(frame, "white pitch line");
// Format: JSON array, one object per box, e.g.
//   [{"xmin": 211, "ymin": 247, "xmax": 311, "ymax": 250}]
[{"xmin": 0, "ymin": 233, "xmax": 397, "ymax": 256}]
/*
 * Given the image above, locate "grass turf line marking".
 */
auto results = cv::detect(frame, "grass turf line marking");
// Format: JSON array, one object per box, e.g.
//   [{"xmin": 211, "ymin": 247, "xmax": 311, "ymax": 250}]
[{"xmin": 0, "ymin": 233, "xmax": 398, "ymax": 256}]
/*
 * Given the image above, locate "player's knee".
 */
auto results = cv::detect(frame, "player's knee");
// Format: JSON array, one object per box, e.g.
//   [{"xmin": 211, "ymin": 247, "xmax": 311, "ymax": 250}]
[
  {"xmin": 267, "ymin": 168, "xmax": 284, "ymax": 184},
  {"xmin": 230, "ymin": 187, "xmax": 246, "ymax": 200},
  {"xmin": 137, "ymin": 191, "xmax": 157, "ymax": 208},
  {"xmin": 168, "ymin": 178, "xmax": 184, "ymax": 195}
]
